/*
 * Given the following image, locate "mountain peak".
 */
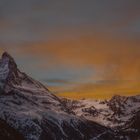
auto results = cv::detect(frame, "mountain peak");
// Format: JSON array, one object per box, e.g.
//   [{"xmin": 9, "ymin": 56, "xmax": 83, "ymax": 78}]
[
  {"xmin": 0, "ymin": 52, "xmax": 50, "ymax": 93},
  {"xmin": 0, "ymin": 52, "xmax": 18, "ymax": 92},
  {"xmin": 1, "ymin": 52, "xmax": 17, "ymax": 67},
  {"xmin": 0, "ymin": 52, "xmax": 18, "ymax": 75},
  {"xmin": 2, "ymin": 52, "xmax": 13, "ymax": 59}
]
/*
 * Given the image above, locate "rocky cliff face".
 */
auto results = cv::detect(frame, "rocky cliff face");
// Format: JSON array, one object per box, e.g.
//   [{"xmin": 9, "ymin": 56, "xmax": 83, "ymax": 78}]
[{"xmin": 0, "ymin": 52, "xmax": 139, "ymax": 140}]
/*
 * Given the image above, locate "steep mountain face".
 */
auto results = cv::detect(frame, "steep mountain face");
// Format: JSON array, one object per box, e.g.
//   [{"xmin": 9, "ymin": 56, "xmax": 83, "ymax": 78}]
[{"xmin": 0, "ymin": 52, "xmax": 139, "ymax": 140}]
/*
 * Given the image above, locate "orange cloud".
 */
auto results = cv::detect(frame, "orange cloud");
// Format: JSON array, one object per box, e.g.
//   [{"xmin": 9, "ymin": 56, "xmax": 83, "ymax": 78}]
[
  {"xmin": 58, "ymin": 80, "xmax": 140, "ymax": 99},
  {"xmin": 4, "ymin": 30, "xmax": 140, "ymax": 99},
  {"xmin": 18, "ymin": 32, "xmax": 140, "ymax": 80}
]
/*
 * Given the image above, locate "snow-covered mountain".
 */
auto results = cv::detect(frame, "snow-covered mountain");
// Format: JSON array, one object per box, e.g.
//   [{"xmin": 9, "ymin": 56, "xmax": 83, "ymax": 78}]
[
  {"xmin": 62, "ymin": 95, "xmax": 140, "ymax": 139},
  {"xmin": 0, "ymin": 52, "xmax": 139, "ymax": 140}
]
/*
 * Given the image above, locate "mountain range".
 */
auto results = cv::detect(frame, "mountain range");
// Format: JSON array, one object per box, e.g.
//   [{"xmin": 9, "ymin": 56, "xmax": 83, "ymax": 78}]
[{"xmin": 0, "ymin": 52, "xmax": 139, "ymax": 140}]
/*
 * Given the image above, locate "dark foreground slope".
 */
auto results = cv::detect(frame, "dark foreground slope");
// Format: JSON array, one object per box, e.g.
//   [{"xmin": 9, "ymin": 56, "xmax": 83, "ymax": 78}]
[{"xmin": 0, "ymin": 119, "xmax": 24, "ymax": 140}]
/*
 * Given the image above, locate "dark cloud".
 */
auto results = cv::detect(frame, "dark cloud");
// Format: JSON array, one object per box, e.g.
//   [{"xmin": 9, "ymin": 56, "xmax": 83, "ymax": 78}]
[{"xmin": 0, "ymin": 0, "xmax": 139, "ymax": 43}]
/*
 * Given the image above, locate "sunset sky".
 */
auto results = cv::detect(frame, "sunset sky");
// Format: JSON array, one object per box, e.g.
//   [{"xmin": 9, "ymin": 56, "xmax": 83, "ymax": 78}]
[{"xmin": 0, "ymin": 0, "xmax": 140, "ymax": 99}]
